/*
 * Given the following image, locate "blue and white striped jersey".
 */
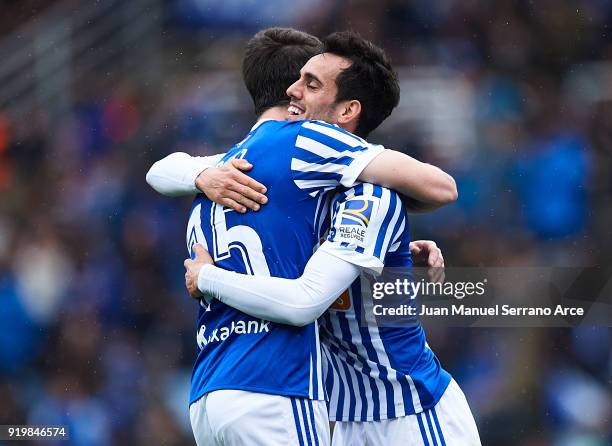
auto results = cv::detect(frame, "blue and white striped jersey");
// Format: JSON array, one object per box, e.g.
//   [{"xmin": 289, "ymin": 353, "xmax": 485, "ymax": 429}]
[
  {"xmin": 318, "ymin": 183, "xmax": 452, "ymax": 422},
  {"xmin": 185, "ymin": 120, "xmax": 383, "ymax": 405}
]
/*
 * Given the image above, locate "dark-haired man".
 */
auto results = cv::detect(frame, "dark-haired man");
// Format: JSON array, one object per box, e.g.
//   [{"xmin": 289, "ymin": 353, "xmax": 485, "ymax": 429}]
[
  {"xmin": 286, "ymin": 32, "xmax": 400, "ymax": 138},
  {"xmin": 148, "ymin": 28, "xmax": 463, "ymax": 446}
]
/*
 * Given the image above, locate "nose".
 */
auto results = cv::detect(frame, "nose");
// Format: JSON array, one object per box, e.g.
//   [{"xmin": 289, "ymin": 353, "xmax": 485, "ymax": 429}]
[{"xmin": 286, "ymin": 80, "xmax": 301, "ymax": 100}]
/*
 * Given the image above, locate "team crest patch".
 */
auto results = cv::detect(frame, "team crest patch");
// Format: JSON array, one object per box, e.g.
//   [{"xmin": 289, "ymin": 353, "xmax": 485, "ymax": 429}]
[{"xmin": 336, "ymin": 198, "xmax": 377, "ymax": 246}]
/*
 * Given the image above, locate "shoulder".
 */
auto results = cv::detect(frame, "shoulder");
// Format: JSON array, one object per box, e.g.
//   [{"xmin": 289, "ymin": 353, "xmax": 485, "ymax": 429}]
[
  {"xmin": 331, "ymin": 184, "xmax": 407, "ymax": 231},
  {"xmin": 325, "ymin": 183, "xmax": 409, "ymax": 263},
  {"xmin": 296, "ymin": 120, "xmax": 369, "ymax": 148},
  {"xmin": 253, "ymin": 119, "xmax": 298, "ymax": 136}
]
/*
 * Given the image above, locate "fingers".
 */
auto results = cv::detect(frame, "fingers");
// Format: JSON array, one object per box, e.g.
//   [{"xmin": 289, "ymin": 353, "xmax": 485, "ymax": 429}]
[
  {"xmin": 186, "ymin": 278, "xmax": 201, "ymax": 298},
  {"xmin": 184, "ymin": 264, "xmax": 202, "ymax": 298},
  {"xmin": 410, "ymin": 240, "xmax": 444, "ymax": 267},
  {"xmin": 223, "ymin": 169, "xmax": 268, "ymax": 211},
  {"xmin": 231, "ymin": 174, "xmax": 268, "ymax": 204},
  {"xmin": 193, "ymin": 244, "xmax": 213, "ymax": 264},
  {"xmin": 201, "ymin": 160, "xmax": 268, "ymax": 213},
  {"xmin": 230, "ymin": 158, "xmax": 253, "ymax": 172},
  {"xmin": 185, "ymin": 267, "xmax": 195, "ymax": 294},
  {"xmin": 414, "ymin": 240, "xmax": 436, "ymax": 249},
  {"xmin": 229, "ymin": 159, "xmax": 267, "ymax": 195},
  {"xmin": 234, "ymin": 170, "xmax": 267, "ymax": 195},
  {"xmin": 409, "ymin": 242, "xmax": 422, "ymax": 256},
  {"xmin": 228, "ymin": 188, "xmax": 263, "ymax": 210},
  {"xmin": 410, "ymin": 239, "xmax": 445, "ymax": 283},
  {"xmin": 428, "ymin": 248, "xmax": 444, "ymax": 268},
  {"xmin": 193, "ymin": 244, "xmax": 206, "ymax": 258},
  {"xmin": 189, "ymin": 286, "xmax": 202, "ymax": 298},
  {"xmin": 224, "ymin": 191, "xmax": 261, "ymax": 212},
  {"xmin": 427, "ymin": 267, "xmax": 445, "ymax": 284},
  {"xmin": 220, "ymin": 197, "xmax": 247, "ymax": 213},
  {"xmin": 229, "ymin": 159, "xmax": 267, "ymax": 196},
  {"xmin": 425, "ymin": 245, "xmax": 444, "ymax": 283}
]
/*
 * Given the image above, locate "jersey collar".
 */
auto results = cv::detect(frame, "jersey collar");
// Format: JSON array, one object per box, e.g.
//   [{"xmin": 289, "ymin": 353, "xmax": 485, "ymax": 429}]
[{"xmin": 250, "ymin": 118, "xmax": 276, "ymax": 132}]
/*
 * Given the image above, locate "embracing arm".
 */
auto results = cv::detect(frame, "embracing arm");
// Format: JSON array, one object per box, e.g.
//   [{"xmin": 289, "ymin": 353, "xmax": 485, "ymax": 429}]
[
  {"xmin": 358, "ymin": 149, "xmax": 458, "ymax": 211},
  {"xmin": 185, "ymin": 239, "xmax": 445, "ymax": 326},
  {"xmin": 146, "ymin": 152, "xmax": 268, "ymax": 212},
  {"xmin": 146, "ymin": 152, "xmax": 223, "ymax": 196},
  {"xmin": 198, "ymin": 250, "xmax": 360, "ymax": 326}
]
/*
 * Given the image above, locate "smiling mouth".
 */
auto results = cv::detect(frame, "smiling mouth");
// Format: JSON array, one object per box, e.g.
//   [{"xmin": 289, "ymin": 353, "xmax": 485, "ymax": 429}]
[{"xmin": 288, "ymin": 103, "xmax": 305, "ymax": 116}]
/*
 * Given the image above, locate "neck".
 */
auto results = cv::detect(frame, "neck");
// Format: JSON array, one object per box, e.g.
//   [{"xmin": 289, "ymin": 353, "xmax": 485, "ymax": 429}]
[
  {"xmin": 339, "ymin": 121, "xmax": 358, "ymax": 136},
  {"xmin": 257, "ymin": 105, "xmax": 288, "ymax": 122}
]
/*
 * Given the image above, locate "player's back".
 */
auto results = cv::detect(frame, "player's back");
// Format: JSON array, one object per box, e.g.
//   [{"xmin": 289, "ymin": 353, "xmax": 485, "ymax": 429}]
[
  {"xmin": 319, "ymin": 184, "xmax": 452, "ymax": 422},
  {"xmin": 185, "ymin": 120, "xmax": 383, "ymax": 405}
]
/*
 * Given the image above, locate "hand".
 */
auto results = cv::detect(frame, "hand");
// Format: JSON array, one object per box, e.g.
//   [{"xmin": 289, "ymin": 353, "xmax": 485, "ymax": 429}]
[
  {"xmin": 184, "ymin": 244, "xmax": 214, "ymax": 298},
  {"xmin": 196, "ymin": 159, "xmax": 268, "ymax": 213},
  {"xmin": 409, "ymin": 240, "xmax": 445, "ymax": 283}
]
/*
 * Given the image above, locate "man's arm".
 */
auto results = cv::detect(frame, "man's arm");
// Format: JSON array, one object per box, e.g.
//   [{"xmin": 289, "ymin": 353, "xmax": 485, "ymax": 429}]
[
  {"xmin": 146, "ymin": 152, "xmax": 268, "ymax": 212},
  {"xmin": 146, "ymin": 132, "xmax": 457, "ymax": 212},
  {"xmin": 289, "ymin": 121, "xmax": 457, "ymax": 210},
  {"xmin": 357, "ymin": 150, "xmax": 458, "ymax": 211},
  {"xmin": 185, "ymin": 245, "xmax": 360, "ymax": 327},
  {"xmin": 146, "ymin": 152, "xmax": 223, "ymax": 196}
]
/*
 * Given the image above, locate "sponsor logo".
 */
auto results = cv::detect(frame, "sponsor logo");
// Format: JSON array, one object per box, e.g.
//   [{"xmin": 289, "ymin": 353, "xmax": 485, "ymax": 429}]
[
  {"xmin": 337, "ymin": 226, "xmax": 367, "ymax": 243},
  {"xmin": 336, "ymin": 199, "xmax": 376, "ymax": 245},
  {"xmin": 196, "ymin": 319, "xmax": 270, "ymax": 349},
  {"xmin": 340, "ymin": 199, "xmax": 373, "ymax": 227}
]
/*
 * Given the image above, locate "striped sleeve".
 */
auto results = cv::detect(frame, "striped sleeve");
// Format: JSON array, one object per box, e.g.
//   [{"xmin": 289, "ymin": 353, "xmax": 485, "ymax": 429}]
[
  {"xmin": 291, "ymin": 121, "xmax": 385, "ymax": 197},
  {"xmin": 318, "ymin": 184, "xmax": 407, "ymax": 275}
]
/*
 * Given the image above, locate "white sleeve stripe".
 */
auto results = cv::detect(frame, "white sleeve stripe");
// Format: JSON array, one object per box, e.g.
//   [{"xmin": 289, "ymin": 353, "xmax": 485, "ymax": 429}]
[
  {"xmin": 391, "ymin": 218, "xmax": 406, "ymax": 246},
  {"xmin": 302, "ymin": 121, "xmax": 365, "ymax": 147},
  {"xmin": 335, "ymin": 183, "xmax": 372, "ymax": 211},
  {"xmin": 306, "ymin": 186, "xmax": 336, "ymax": 198},
  {"xmin": 295, "ymin": 135, "xmax": 363, "ymax": 160},
  {"xmin": 379, "ymin": 197, "xmax": 402, "ymax": 259},
  {"xmin": 362, "ymin": 183, "xmax": 374, "ymax": 197},
  {"xmin": 291, "ymin": 158, "xmax": 355, "ymax": 175},
  {"xmin": 295, "ymin": 179, "xmax": 339, "ymax": 189},
  {"xmin": 362, "ymin": 188, "xmax": 389, "ymax": 260},
  {"xmin": 388, "ymin": 240, "xmax": 402, "ymax": 252},
  {"xmin": 342, "ymin": 187, "xmax": 359, "ymax": 201},
  {"xmin": 313, "ymin": 193, "xmax": 325, "ymax": 237}
]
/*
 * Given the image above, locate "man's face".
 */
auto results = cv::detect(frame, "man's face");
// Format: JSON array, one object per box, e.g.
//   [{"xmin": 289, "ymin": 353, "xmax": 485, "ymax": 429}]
[{"xmin": 285, "ymin": 53, "xmax": 352, "ymax": 124}]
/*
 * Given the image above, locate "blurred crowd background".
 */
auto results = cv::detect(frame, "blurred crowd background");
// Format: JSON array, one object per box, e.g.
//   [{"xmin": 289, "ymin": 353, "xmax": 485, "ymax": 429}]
[{"xmin": 0, "ymin": 0, "xmax": 610, "ymax": 445}]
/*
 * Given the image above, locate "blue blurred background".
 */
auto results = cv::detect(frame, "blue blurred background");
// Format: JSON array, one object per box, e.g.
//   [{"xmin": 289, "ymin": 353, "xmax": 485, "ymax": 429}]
[{"xmin": 0, "ymin": 0, "xmax": 610, "ymax": 444}]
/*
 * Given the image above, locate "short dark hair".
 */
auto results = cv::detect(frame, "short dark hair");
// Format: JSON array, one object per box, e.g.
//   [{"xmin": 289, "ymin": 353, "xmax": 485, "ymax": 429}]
[
  {"xmin": 322, "ymin": 31, "xmax": 400, "ymax": 137},
  {"xmin": 242, "ymin": 28, "xmax": 323, "ymax": 117}
]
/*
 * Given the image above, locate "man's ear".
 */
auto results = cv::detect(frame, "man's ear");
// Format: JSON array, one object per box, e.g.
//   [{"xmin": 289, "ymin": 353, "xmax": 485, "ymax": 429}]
[{"xmin": 337, "ymin": 100, "xmax": 361, "ymax": 130}]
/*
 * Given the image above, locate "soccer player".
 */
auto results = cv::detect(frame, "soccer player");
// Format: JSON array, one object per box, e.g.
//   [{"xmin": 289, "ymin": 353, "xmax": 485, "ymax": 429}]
[
  {"xmin": 148, "ymin": 29, "xmax": 457, "ymax": 446},
  {"xmin": 179, "ymin": 33, "xmax": 481, "ymax": 446}
]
